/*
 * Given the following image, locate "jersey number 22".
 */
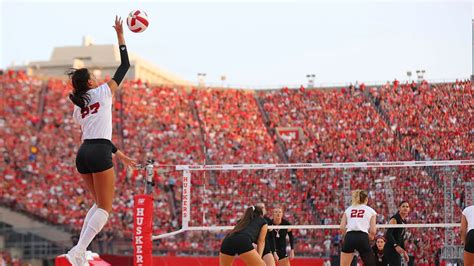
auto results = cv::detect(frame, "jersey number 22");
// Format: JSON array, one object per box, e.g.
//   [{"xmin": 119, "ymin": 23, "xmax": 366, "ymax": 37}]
[{"xmin": 350, "ymin": 209, "xmax": 365, "ymax": 218}]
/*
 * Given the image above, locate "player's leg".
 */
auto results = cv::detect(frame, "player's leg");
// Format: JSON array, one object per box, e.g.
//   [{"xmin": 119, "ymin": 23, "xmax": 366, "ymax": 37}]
[
  {"xmin": 92, "ymin": 168, "xmax": 115, "ymax": 213},
  {"xmin": 277, "ymin": 257, "xmax": 290, "ymax": 266},
  {"xmin": 78, "ymin": 173, "xmax": 97, "ymax": 240},
  {"xmin": 74, "ymin": 168, "xmax": 114, "ymax": 252},
  {"xmin": 219, "ymin": 253, "xmax": 235, "ymax": 266},
  {"xmin": 340, "ymin": 252, "xmax": 355, "ymax": 266},
  {"xmin": 357, "ymin": 233, "xmax": 376, "ymax": 266},
  {"xmin": 239, "ymin": 249, "xmax": 265, "ymax": 266},
  {"xmin": 263, "ymin": 253, "xmax": 276, "ymax": 266}
]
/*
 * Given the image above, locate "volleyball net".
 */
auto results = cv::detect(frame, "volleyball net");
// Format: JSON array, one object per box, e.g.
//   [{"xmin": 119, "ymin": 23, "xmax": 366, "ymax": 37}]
[{"xmin": 133, "ymin": 160, "xmax": 473, "ymax": 264}]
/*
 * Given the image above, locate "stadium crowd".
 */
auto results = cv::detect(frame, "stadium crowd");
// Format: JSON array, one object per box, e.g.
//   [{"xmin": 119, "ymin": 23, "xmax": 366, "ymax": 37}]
[{"xmin": 0, "ymin": 71, "xmax": 472, "ymax": 264}]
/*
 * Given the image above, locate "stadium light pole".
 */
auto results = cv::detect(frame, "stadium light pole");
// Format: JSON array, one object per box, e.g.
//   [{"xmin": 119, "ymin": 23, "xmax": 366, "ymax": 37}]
[
  {"xmin": 416, "ymin": 69, "xmax": 426, "ymax": 83},
  {"xmin": 306, "ymin": 74, "xmax": 315, "ymax": 88},
  {"xmin": 406, "ymin": 71, "xmax": 412, "ymax": 82},
  {"xmin": 197, "ymin": 73, "xmax": 207, "ymax": 87},
  {"xmin": 220, "ymin": 75, "xmax": 226, "ymax": 88}
]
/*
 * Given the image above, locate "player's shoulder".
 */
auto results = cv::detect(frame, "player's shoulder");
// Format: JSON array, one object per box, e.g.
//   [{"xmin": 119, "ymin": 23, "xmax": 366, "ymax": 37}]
[
  {"xmin": 463, "ymin": 205, "xmax": 474, "ymax": 215},
  {"xmin": 282, "ymin": 219, "xmax": 291, "ymax": 225},
  {"xmin": 364, "ymin": 205, "xmax": 377, "ymax": 214},
  {"xmin": 90, "ymin": 83, "xmax": 112, "ymax": 98},
  {"xmin": 344, "ymin": 205, "xmax": 353, "ymax": 212}
]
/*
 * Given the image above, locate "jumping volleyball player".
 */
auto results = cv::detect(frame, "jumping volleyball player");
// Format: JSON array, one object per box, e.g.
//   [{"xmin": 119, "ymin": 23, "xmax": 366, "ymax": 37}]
[
  {"xmin": 220, "ymin": 206, "xmax": 268, "ymax": 266},
  {"xmin": 255, "ymin": 203, "xmax": 278, "ymax": 266},
  {"xmin": 461, "ymin": 204, "xmax": 474, "ymax": 265},
  {"xmin": 270, "ymin": 206, "xmax": 295, "ymax": 266},
  {"xmin": 339, "ymin": 189, "xmax": 377, "ymax": 266},
  {"xmin": 384, "ymin": 201, "xmax": 410, "ymax": 265},
  {"xmin": 65, "ymin": 16, "xmax": 136, "ymax": 266}
]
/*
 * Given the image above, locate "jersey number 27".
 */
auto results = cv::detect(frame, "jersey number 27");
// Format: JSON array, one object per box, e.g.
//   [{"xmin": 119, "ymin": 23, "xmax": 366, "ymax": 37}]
[
  {"xmin": 350, "ymin": 209, "xmax": 365, "ymax": 218},
  {"xmin": 81, "ymin": 102, "xmax": 100, "ymax": 119}
]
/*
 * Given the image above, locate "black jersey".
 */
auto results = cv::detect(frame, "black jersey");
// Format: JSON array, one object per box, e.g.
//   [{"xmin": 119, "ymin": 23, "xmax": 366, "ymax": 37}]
[
  {"xmin": 270, "ymin": 219, "xmax": 295, "ymax": 251},
  {"xmin": 237, "ymin": 216, "xmax": 267, "ymax": 243},
  {"xmin": 373, "ymin": 245, "xmax": 388, "ymax": 266},
  {"xmin": 262, "ymin": 216, "xmax": 274, "ymax": 256},
  {"xmin": 385, "ymin": 212, "xmax": 406, "ymax": 249}
]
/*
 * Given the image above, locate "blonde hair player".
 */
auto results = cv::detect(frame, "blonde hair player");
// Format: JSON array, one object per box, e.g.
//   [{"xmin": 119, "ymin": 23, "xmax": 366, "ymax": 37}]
[
  {"xmin": 339, "ymin": 189, "xmax": 377, "ymax": 266},
  {"xmin": 461, "ymin": 204, "xmax": 474, "ymax": 265},
  {"xmin": 270, "ymin": 205, "xmax": 295, "ymax": 266}
]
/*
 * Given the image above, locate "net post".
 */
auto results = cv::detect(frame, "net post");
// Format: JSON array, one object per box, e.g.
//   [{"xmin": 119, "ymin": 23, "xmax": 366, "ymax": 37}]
[
  {"xmin": 182, "ymin": 170, "xmax": 191, "ymax": 229},
  {"xmin": 132, "ymin": 160, "xmax": 155, "ymax": 265},
  {"xmin": 145, "ymin": 159, "xmax": 155, "ymax": 195},
  {"xmin": 133, "ymin": 195, "xmax": 153, "ymax": 265}
]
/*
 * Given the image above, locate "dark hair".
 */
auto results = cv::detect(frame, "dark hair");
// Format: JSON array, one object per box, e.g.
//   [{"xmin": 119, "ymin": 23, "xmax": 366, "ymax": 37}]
[
  {"xmin": 398, "ymin": 201, "xmax": 409, "ymax": 208},
  {"xmin": 228, "ymin": 205, "xmax": 263, "ymax": 236},
  {"xmin": 67, "ymin": 68, "xmax": 91, "ymax": 108}
]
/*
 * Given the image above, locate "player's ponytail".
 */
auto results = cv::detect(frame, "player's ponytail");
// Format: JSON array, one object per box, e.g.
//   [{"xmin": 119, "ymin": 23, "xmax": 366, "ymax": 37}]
[
  {"xmin": 228, "ymin": 205, "xmax": 263, "ymax": 236},
  {"xmin": 351, "ymin": 189, "xmax": 368, "ymax": 205},
  {"xmin": 66, "ymin": 68, "xmax": 91, "ymax": 108}
]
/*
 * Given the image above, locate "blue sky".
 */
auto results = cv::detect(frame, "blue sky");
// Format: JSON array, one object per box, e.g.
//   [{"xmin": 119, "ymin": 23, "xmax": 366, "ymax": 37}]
[{"xmin": 1, "ymin": 0, "xmax": 472, "ymax": 87}]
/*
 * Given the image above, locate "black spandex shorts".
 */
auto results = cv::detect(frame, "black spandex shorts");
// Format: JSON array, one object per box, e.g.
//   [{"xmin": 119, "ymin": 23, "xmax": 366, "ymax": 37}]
[
  {"xmin": 276, "ymin": 248, "xmax": 288, "ymax": 260},
  {"xmin": 262, "ymin": 241, "xmax": 271, "ymax": 257},
  {"xmin": 465, "ymin": 229, "xmax": 474, "ymax": 253},
  {"xmin": 76, "ymin": 139, "xmax": 114, "ymax": 174},
  {"xmin": 342, "ymin": 231, "xmax": 372, "ymax": 254},
  {"xmin": 220, "ymin": 233, "xmax": 254, "ymax": 256},
  {"xmin": 343, "ymin": 232, "xmax": 376, "ymax": 266}
]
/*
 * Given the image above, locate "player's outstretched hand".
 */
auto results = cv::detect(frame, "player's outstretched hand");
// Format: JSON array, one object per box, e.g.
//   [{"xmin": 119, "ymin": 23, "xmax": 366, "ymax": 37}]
[{"xmin": 113, "ymin": 15, "xmax": 124, "ymax": 36}]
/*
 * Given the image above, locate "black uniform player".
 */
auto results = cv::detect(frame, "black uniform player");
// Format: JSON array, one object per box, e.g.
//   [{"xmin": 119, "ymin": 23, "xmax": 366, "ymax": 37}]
[
  {"xmin": 270, "ymin": 206, "xmax": 295, "ymax": 266},
  {"xmin": 372, "ymin": 235, "xmax": 388, "ymax": 266},
  {"xmin": 384, "ymin": 201, "xmax": 410, "ymax": 265},
  {"xmin": 220, "ymin": 206, "xmax": 268, "ymax": 266},
  {"xmin": 256, "ymin": 203, "xmax": 277, "ymax": 266}
]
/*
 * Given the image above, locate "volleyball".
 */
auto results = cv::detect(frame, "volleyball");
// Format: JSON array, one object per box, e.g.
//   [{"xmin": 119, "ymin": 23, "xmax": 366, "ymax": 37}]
[{"xmin": 127, "ymin": 10, "xmax": 149, "ymax": 33}]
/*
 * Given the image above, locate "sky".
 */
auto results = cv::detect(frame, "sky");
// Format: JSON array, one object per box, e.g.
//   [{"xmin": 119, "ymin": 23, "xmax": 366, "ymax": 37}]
[{"xmin": 0, "ymin": 0, "xmax": 472, "ymax": 87}]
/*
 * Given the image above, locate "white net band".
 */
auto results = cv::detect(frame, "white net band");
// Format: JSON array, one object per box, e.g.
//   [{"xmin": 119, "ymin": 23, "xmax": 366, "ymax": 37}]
[
  {"xmin": 152, "ymin": 223, "xmax": 461, "ymax": 240},
  {"xmin": 175, "ymin": 159, "xmax": 473, "ymax": 171}
]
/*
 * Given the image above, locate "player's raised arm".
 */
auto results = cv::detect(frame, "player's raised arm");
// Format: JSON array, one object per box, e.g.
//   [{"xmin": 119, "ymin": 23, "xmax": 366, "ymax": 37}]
[{"xmin": 107, "ymin": 16, "xmax": 130, "ymax": 95}]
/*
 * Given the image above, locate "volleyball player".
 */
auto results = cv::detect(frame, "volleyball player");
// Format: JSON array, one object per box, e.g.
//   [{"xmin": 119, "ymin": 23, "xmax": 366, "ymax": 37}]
[
  {"xmin": 220, "ymin": 206, "xmax": 268, "ymax": 266},
  {"xmin": 270, "ymin": 206, "xmax": 295, "ymax": 266},
  {"xmin": 372, "ymin": 235, "xmax": 387, "ymax": 266},
  {"xmin": 65, "ymin": 16, "xmax": 136, "ymax": 266},
  {"xmin": 255, "ymin": 203, "xmax": 278, "ymax": 266},
  {"xmin": 461, "ymin": 204, "xmax": 474, "ymax": 265},
  {"xmin": 384, "ymin": 201, "xmax": 410, "ymax": 265},
  {"xmin": 339, "ymin": 189, "xmax": 376, "ymax": 266}
]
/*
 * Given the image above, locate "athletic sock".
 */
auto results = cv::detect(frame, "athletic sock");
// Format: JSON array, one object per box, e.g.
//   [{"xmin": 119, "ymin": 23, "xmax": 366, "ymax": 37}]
[
  {"xmin": 75, "ymin": 208, "xmax": 109, "ymax": 252},
  {"xmin": 79, "ymin": 204, "xmax": 98, "ymax": 240}
]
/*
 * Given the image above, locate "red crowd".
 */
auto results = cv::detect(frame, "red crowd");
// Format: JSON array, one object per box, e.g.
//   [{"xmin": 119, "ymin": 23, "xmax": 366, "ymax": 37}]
[{"xmin": 0, "ymin": 71, "xmax": 472, "ymax": 263}]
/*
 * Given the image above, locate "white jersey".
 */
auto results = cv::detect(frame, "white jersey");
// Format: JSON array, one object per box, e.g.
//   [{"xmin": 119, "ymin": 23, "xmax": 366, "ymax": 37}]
[
  {"xmin": 73, "ymin": 83, "xmax": 113, "ymax": 141},
  {"xmin": 344, "ymin": 204, "xmax": 377, "ymax": 234},
  {"xmin": 463, "ymin": 205, "xmax": 474, "ymax": 232}
]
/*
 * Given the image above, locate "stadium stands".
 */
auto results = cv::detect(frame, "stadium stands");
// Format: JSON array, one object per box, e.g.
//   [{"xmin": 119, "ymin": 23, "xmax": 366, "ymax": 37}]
[{"xmin": 0, "ymin": 72, "xmax": 472, "ymax": 263}]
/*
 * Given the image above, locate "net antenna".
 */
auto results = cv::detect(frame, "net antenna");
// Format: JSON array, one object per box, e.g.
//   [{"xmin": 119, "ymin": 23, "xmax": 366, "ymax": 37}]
[{"xmin": 151, "ymin": 159, "xmax": 473, "ymax": 240}]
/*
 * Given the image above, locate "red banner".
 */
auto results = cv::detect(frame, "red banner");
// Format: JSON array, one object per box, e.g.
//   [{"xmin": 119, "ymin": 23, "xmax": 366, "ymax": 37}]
[
  {"xmin": 102, "ymin": 255, "xmax": 325, "ymax": 266},
  {"xmin": 276, "ymin": 127, "xmax": 304, "ymax": 142},
  {"xmin": 134, "ymin": 195, "xmax": 153, "ymax": 266}
]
